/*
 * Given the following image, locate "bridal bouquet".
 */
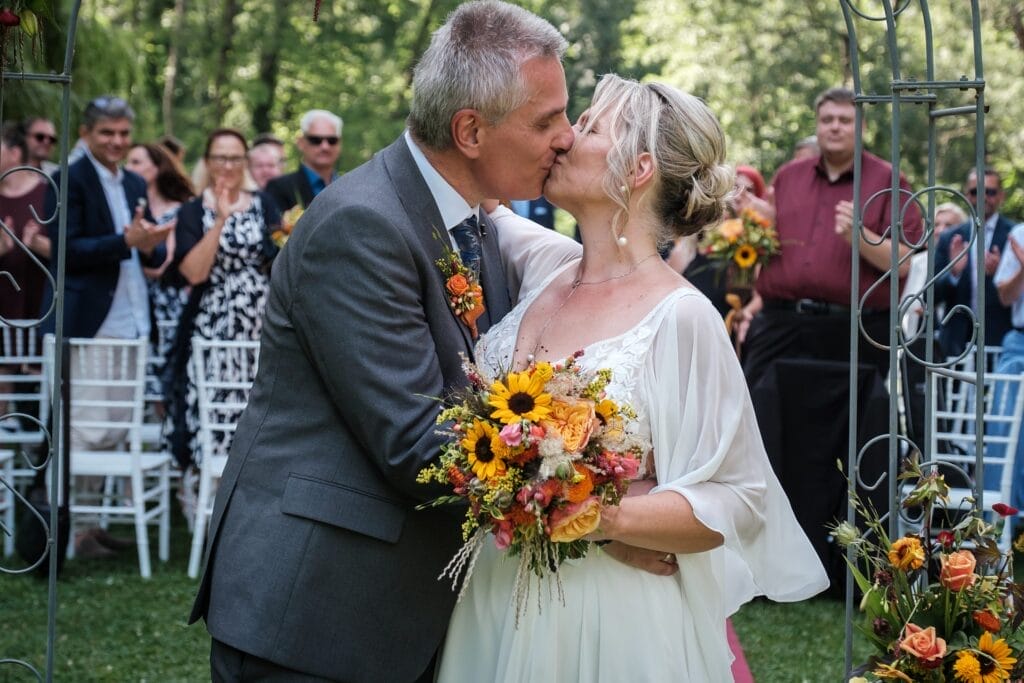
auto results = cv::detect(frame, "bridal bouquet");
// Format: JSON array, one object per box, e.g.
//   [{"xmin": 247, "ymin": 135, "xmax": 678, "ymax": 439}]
[
  {"xmin": 698, "ymin": 207, "xmax": 780, "ymax": 287},
  {"xmin": 417, "ymin": 352, "xmax": 649, "ymax": 606},
  {"xmin": 834, "ymin": 462, "xmax": 1024, "ymax": 682}
]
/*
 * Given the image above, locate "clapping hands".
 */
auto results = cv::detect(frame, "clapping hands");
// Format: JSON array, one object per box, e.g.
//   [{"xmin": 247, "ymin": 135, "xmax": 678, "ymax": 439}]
[{"xmin": 124, "ymin": 204, "xmax": 172, "ymax": 256}]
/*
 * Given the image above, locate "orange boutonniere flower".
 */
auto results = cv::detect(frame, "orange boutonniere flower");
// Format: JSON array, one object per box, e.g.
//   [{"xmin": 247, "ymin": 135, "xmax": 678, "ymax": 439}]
[{"xmin": 436, "ymin": 233, "xmax": 486, "ymax": 339}]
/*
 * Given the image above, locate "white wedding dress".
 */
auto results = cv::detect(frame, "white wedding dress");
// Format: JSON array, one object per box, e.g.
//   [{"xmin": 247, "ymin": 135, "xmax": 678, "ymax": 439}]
[{"xmin": 436, "ymin": 208, "xmax": 829, "ymax": 682}]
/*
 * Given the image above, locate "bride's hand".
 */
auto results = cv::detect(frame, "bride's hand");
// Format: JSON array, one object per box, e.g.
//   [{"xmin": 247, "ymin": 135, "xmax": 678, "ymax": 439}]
[{"xmin": 601, "ymin": 541, "xmax": 678, "ymax": 576}]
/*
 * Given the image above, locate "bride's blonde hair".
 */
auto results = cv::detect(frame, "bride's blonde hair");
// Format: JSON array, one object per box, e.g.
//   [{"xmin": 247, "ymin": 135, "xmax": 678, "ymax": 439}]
[{"xmin": 580, "ymin": 74, "xmax": 733, "ymax": 244}]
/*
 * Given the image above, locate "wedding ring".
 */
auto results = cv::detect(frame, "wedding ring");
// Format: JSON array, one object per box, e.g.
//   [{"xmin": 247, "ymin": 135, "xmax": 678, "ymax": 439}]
[{"xmin": 661, "ymin": 553, "xmax": 674, "ymax": 563}]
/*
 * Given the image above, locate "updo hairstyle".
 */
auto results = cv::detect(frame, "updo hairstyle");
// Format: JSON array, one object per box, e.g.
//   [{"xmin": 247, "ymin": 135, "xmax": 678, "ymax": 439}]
[{"xmin": 583, "ymin": 74, "xmax": 733, "ymax": 243}]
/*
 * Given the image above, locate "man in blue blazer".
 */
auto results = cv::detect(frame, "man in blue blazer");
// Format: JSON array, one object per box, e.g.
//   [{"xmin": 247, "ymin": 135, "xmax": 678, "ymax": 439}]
[
  {"xmin": 935, "ymin": 168, "xmax": 1015, "ymax": 358},
  {"xmin": 41, "ymin": 96, "xmax": 171, "ymax": 339}
]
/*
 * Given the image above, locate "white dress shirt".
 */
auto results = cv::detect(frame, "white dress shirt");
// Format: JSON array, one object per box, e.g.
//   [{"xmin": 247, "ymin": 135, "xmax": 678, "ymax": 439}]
[
  {"xmin": 85, "ymin": 147, "xmax": 151, "ymax": 340},
  {"xmin": 994, "ymin": 223, "xmax": 1024, "ymax": 328},
  {"xmin": 403, "ymin": 130, "xmax": 479, "ymax": 247}
]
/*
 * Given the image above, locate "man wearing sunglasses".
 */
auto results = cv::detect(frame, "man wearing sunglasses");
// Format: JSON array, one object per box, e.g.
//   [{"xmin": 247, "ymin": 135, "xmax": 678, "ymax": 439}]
[
  {"xmin": 24, "ymin": 117, "xmax": 59, "ymax": 175},
  {"xmin": 935, "ymin": 168, "xmax": 1015, "ymax": 358},
  {"xmin": 265, "ymin": 109, "xmax": 342, "ymax": 213}
]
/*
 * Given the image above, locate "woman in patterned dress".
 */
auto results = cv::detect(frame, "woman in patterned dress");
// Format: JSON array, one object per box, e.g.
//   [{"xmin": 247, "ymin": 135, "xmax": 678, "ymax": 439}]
[
  {"xmin": 164, "ymin": 129, "xmax": 280, "ymax": 512},
  {"xmin": 125, "ymin": 142, "xmax": 195, "ymax": 422}
]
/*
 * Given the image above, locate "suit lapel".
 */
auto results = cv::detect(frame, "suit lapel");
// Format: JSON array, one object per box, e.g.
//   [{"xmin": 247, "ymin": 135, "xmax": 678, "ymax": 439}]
[
  {"xmin": 80, "ymin": 159, "xmax": 116, "ymax": 234},
  {"xmin": 381, "ymin": 139, "xmax": 475, "ymax": 354}
]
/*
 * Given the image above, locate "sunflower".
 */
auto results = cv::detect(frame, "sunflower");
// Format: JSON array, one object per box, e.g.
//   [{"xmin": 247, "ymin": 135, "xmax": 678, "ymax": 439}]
[
  {"xmin": 594, "ymin": 399, "xmax": 619, "ymax": 425},
  {"xmin": 489, "ymin": 370, "xmax": 552, "ymax": 424},
  {"xmin": 888, "ymin": 536, "xmax": 925, "ymax": 571},
  {"xmin": 733, "ymin": 244, "xmax": 758, "ymax": 269},
  {"xmin": 461, "ymin": 420, "xmax": 507, "ymax": 481},
  {"xmin": 974, "ymin": 631, "xmax": 1016, "ymax": 683}
]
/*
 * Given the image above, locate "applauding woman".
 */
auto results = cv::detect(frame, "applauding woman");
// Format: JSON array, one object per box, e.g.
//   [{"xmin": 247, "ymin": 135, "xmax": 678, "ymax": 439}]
[{"xmin": 164, "ymin": 129, "xmax": 280, "ymax": 488}]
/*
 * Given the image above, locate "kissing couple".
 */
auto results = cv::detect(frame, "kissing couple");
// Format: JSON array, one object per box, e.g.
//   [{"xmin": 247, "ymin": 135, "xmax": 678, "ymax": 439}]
[{"xmin": 190, "ymin": 1, "xmax": 828, "ymax": 681}]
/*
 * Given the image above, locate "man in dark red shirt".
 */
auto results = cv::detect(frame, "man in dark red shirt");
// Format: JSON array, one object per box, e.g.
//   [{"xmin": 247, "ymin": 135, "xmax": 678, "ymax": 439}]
[{"xmin": 739, "ymin": 87, "xmax": 923, "ymax": 389}]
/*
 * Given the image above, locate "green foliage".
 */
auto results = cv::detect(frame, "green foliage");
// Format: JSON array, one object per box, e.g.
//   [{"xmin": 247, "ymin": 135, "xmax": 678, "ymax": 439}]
[{"xmin": 0, "ymin": 0, "xmax": 1019, "ymax": 208}]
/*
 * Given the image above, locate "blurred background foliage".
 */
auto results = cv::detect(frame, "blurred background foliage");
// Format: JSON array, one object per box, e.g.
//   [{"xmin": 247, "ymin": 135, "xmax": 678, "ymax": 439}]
[{"xmin": 3, "ymin": 0, "xmax": 1022, "ymax": 215}]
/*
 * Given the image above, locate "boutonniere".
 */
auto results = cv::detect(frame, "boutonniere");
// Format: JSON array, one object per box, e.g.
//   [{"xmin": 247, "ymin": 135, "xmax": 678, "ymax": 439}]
[{"xmin": 436, "ymin": 235, "xmax": 486, "ymax": 340}]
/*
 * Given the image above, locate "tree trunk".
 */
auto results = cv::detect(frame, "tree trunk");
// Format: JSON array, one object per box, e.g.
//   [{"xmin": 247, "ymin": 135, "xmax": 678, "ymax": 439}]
[
  {"xmin": 161, "ymin": 0, "xmax": 186, "ymax": 135},
  {"xmin": 212, "ymin": 0, "xmax": 240, "ymax": 122}
]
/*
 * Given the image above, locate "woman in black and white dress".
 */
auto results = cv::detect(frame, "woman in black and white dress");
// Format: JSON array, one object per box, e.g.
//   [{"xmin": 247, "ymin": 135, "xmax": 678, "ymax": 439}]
[{"xmin": 164, "ymin": 128, "xmax": 280, "ymax": 490}]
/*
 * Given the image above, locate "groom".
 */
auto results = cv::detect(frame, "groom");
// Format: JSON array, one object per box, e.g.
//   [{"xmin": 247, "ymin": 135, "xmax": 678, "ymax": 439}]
[{"xmin": 190, "ymin": 2, "xmax": 575, "ymax": 680}]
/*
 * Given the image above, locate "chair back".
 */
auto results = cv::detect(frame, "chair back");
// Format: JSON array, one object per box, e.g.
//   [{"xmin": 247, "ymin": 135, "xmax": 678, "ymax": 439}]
[
  {"xmin": 58, "ymin": 336, "xmax": 148, "ymax": 455},
  {"xmin": 0, "ymin": 320, "xmax": 49, "ymax": 448},
  {"xmin": 191, "ymin": 338, "xmax": 260, "ymax": 462},
  {"xmin": 929, "ymin": 368, "xmax": 1024, "ymax": 508}
]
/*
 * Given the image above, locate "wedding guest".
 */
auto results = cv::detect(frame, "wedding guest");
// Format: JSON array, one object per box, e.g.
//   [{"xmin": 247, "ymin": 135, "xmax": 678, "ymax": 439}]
[
  {"xmin": 248, "ymin": 134, "xmax": 285, "ymax": 190},
  {"xmin": 125, "ymin": 142, "xmax": 195, "ymax": 427},
  {"xmin": 740, "ymin": 87, "xmax": 922, "ymax": 384},
  {"xmin": 901, "ymin": 202, "xmax": 968, "ymax": 337},
  {"xmin": 24, "ymin": 117, "xmax": 59, "ymax": 175},
  {"xmin": 163, "ymin": 128, "xmax": 279, "ymax": 488},
  {"xmin": 40, "ymin": 96, "xmax": 171, "ymax": 559},
  {"xmin": 935, "ymin": 168, "xmax": 1016, "ymax": 357},
  {"xmin": 792, "ymin": 134, "xmax": 819, "ymax": 161},
  {"xmin": 265, "ymin": 109, "xmax": 342, "ymax": 212},
  {"xmin": 0, "ymin": 121, "xmax": 50, "ymax": 322}
]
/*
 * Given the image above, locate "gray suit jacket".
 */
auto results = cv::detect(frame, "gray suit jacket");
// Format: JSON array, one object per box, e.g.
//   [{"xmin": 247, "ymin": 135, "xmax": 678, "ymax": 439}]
[{"xmin": 190, "ymin": 137, "xmax": 512, "ymax": 681}]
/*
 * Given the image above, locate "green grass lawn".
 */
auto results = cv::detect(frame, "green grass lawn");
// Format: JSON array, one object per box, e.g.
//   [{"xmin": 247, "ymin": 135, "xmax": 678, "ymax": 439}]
[{"xmin": 1, "ymin": 516, "xmax": 866, "ymax": 682}]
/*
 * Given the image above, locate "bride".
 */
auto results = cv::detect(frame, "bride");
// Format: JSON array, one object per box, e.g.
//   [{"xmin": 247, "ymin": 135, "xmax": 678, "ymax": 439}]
[{"xmin": 437, "ymin": 74, "xmax": 829, "ymax": 681}]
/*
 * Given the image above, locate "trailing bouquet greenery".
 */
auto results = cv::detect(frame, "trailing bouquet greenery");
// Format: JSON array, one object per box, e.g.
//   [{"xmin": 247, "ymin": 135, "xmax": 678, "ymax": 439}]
[{"xmin": 833, "ymin": 461, "xmax": 1024, "ymax": 682}]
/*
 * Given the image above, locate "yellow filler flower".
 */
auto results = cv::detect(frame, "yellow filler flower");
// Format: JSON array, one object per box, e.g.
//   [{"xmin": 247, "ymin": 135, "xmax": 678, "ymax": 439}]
[{"xmin": 489, "ymin": 370, "xmax": 552, "ymax": 424}]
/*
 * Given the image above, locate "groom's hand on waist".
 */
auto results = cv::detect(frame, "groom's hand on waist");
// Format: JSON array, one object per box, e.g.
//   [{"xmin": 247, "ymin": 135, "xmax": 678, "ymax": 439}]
[{"xmin": 602, "ymin": 542, "xmax": 679, "ymax": 576}]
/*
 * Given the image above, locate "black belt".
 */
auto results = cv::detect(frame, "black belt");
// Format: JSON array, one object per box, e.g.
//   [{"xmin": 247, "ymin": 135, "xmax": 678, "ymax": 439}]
[{"xmin": 762, "ymin": 298, "xmax": 887, "ymax": 316}]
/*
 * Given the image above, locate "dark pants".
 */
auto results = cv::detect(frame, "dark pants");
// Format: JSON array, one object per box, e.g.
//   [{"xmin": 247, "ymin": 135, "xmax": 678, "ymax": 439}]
[
  {"xmin": 742, "ymin": 308, "xmax": 893, "ymax": 390},
  {"xmin": 210, "ymin": 639, "xmax": 437, "ymax": 683}
]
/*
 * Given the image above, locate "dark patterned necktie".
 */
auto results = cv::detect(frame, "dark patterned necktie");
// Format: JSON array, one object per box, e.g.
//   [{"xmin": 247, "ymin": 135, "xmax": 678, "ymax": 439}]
[{"xmin": 450, "ymin": 214, "xmax": 482, "ymax": 277}]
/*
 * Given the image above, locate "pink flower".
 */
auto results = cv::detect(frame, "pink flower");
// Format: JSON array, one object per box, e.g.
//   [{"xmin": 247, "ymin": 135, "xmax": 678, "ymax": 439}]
[
  {"xmin": 899, "ymin": 623, "xmax": 946, "ymax": 668},
  {"xmin": 493, "ymin": 519, "xmax": 513, "ymax": 550},
  {"xmin": 617, "ymin": 454, "xmax": 641, "ymax": 480},
  {"xmin": 939, "ymin": 550, "xmax": 977, "ymax": 591},
  {"xmin": 515, "ymin": 487, "xmax": 532, "ymax": 506},
  {"xmin": 499, "ymin": 422, "xmax": 524, "ymax": 447},
  {"xmin": 528, "ymin": 424, "xmax": 546, "ymax": 440},
  {"xmin": 993, "ymin": 503, "xmax": 1019, "ymax": 517}
]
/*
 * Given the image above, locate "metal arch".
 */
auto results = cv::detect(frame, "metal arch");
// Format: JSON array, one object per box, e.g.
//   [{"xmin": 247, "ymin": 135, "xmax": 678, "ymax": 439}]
[
  {"xmin": 0, "ymin": 1, "xmax": 83, "ymax": 680},
  {"xmin": 839, "ymin": 0, "xmax": 987, "ymax": 677}
]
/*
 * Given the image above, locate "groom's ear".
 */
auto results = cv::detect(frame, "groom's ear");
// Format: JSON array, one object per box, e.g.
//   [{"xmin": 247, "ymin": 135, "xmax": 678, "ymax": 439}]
[{"xmin": 450, "ymin": 109, "xmax": 485, "ymax": 159}]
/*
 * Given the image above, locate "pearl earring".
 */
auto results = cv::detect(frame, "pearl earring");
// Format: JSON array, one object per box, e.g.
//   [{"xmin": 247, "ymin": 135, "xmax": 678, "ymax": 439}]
[
  {"xmin": 619, "ymin": 185, "xmax": 627, "ymax": 193},
  {"xmin": 617, "ymin": 235, "xmax": 628, "ymax": 247}
]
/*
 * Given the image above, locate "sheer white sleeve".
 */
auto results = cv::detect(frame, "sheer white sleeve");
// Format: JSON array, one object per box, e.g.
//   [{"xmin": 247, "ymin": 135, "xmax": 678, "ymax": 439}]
[
  {"xmin": 489, "ymin": 205, "xmax": 582, "ymax": 303},
  {"xmin": 642, "ymin": 290, "xmax": 830, "ymax": 615}
]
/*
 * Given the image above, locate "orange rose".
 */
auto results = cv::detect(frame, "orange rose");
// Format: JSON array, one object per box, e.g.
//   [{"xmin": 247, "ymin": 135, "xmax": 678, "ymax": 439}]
[
  {"xmin": 939, "ymin": 550, "xmax": 977, "ymax": 591},
  {"xmin": 447, "ymin": 274, "xmax": 470, "ymax": 296},
  {"xmin": 542, "ymin": 398, "xmax": 597, "ymax": 453},
  {"xmin": 565, "ymin": 464, "xmax": 595, "ymax": 503},
  {"xmin": 548, "ymin": 497, "xmax": 601, "ymax": 543},
  {"xmin": 899, "ymin": 623, "xmax": 946, "ymax": 668},
  {"xmin": 718, "ymin": 218, "xmax": 744, "ymax": 242}
]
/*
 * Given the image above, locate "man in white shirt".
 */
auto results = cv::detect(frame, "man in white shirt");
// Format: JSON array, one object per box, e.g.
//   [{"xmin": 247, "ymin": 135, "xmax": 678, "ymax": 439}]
[{"xmin": 41, "ymin": 96, "xmax": 172, "ymax": 556}]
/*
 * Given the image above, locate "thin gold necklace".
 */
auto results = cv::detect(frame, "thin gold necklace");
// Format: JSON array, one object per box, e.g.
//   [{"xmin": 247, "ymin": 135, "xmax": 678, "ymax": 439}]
[{"xmin": 522, "ymin": 252, "xmax": 661, "ymax": 365}]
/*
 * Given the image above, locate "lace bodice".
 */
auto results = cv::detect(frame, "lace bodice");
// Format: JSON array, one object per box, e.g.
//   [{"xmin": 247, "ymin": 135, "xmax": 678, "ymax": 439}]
[{"xmin": 475, "ymin": 261, "xmax": 694, "ymax": 443}]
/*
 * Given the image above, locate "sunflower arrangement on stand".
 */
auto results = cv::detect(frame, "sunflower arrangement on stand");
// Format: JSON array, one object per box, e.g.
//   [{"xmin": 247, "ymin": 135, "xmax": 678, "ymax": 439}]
[
  {"xmin": 418, "ymin": 351, "xmax": 650, "ymax": 618},
  {"xmin": 834, "ymin": 461, "xmax": 1024, "ymax": 682}
]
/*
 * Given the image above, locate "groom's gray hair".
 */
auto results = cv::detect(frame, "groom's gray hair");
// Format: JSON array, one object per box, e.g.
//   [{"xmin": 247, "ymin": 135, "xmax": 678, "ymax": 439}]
[{"xmin": 408, "ymin": 0, "xmax": 567, "ymax": 151}]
